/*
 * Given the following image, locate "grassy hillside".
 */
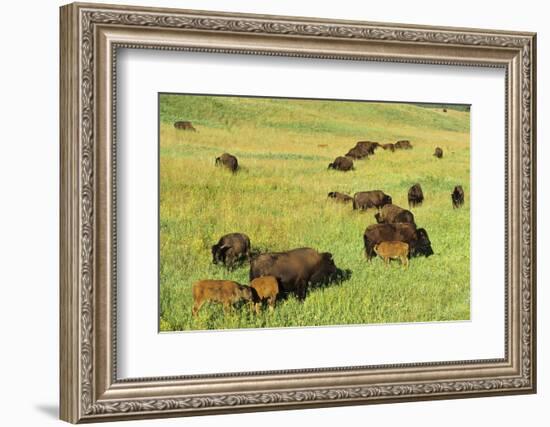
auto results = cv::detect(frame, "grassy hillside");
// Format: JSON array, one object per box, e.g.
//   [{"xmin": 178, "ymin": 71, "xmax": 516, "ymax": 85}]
[{"xmin": 159, "ymin": 94, "xmax": 470, "ymax": 332}]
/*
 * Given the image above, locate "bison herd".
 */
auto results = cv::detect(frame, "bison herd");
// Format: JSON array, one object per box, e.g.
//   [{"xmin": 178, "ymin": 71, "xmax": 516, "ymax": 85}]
[
  {"xmin": 176, "ymin": 125, "xmax": 466, "ymax": 317},
  {"xmin": 327, "ymin": 138, "xmax": 446, "ymax": 172}
]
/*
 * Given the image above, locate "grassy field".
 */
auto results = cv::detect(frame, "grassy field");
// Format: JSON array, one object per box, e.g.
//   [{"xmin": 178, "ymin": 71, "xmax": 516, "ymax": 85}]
[{"xmin": 159, "ymin": 94, "xmax": 470, "ymax": 332}]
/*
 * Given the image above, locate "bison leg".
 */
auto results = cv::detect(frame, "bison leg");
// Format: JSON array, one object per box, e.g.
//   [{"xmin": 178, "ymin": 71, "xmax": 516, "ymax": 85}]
[
  {"xmin": 365, "ymin": 245, "xmax": 375, "ymax": 261},
  {"xmin": 402, "ymin": 256, "xmax": 409, "ymax": 269},
  {"xmin": 268, "ymin": 297, "xmax": 276, "ymax": 312},
  {"xmin": 192, "ymin": 300, "xmax": 203, "ymax": 317},
  {"xmin": 222, "ymin": 302, "xmax": 233, "ymax": 314},
  {"xmin": 296, "ymin": 279, "xmax": 308, "ymax": 301}
]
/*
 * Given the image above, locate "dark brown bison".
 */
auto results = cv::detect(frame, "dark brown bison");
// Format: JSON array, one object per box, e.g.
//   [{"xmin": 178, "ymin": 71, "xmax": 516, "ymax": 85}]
[
  {"xmin": 355, "ymin": 141, "xmax": 380, "ymax": 155},
  {"xmin": 434, "ymin": 147, "xmax": 443, "ymax": 158},
  {"xmin": 374, "ymin": 204, "xmax": 415, "ymax": 225},
  {"xmin": 381, "ymin": 143, "xmax": 395, "ymax": 152},
  {"xmin": 374, "ymin": 241, "xmax": 409, "ymax": 268},
  {"xmin": 192, "ymin": 280, "xmax": 255, "ymax": 316},
  {"xmin": 408, "ymin": 183, "xmax": 424, "ymax": 208},
  {"xmin": 352, "ymin": 191, "xmax": 392, "ymax": 210},
  {"xmin": 363, "ymin": 223, "xmax": 433, "ymax": 260},
  {"xmin": 250, "ymin": 276, "xmax": 279, "ymax": 313},
  {"xmin": 328, "ymin": 156, "xmax": 354, "ymax": 171},
  {"xmin": 215, "ymin": 153, "xmax": 239, "ymax": 172},
  {"xmin": 249, "ymin": 248, "xmax": 338, "ymax": 300},
  {"xmin": 328, "ymin": 192, "xmax": 353, "ymax": 203},
  {"xmin": 395, "ymin": 140, "xmax": 413, "ymax": 150},
  {"xmin": 443, "ymin": 108, "xmax": 448, "ymax": 113},
  {"xmin": 345, "ymin": 146, "xmax": 370, "ymax": 160},
  {"xmin": 211, "ymin": 233, "xmax": 251, "ymax": 268},
  {"xmin": 174, "ymin": 121, "xmax": 196, "ymax": 131},
  {"xmin": 452, "ymin": 185, "xmax": 465, "ymax": 208}
]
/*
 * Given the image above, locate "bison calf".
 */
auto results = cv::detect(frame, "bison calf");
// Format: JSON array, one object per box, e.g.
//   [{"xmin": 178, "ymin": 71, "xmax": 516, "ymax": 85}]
[
  {"xmin": 374, "ymin": 241, "xmax": 409, "ymax": 268},
  {"xmin": 452, "ymin": 185, "xmax": 465, "ymax": 208},
  {"xmin": 215, "ymin": 153, "xmax": 239, "ymax": 172},
  {"xmin": 434, "ymin": 147, "xmax": 443, "ymax": 158},
  {"xmin": 250, "ymin": 276, "xmax": 279, "ymax": 313},
  {"xmin": 192, "ymin": 280, "xmax": 255, "ymax": 316}
]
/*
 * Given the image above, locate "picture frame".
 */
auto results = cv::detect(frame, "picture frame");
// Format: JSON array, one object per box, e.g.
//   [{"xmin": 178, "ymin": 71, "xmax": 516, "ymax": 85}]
[{"xmin": 59, "ymin": 2, "xmax": 536, "ymax": 423}]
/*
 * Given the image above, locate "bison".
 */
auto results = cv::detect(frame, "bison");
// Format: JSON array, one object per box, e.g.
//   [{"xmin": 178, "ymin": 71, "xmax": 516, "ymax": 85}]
[
  {"xmin": 211, "ymin": 233, "xmax": 251, "ymax": 269},
  {"xmin": 250, "ymin": 276, "xmax": 279, "ymax": 313},
  {"xmin": 192, "ymin": 280, "xmax": 255, "ymax": 316},
  {"xmin": 381, "ymin": 143, "xmax": 395, "ymax": 152},
  {"xmin": 249, "ymin": 248, "xmax": 338, "ymax": 300},
  {"xmin": 374, "ymin": 204, "xmax": 415, "ymax": 225},
  {"xmin": 395, "ymin": 140, "xmax": 413, "ymax": 150},
  {"xmin": 328, "ymin": 192, "xmax": 353, "ymax": 203},
  {"xmin": 363, "ymin": 223, "xmax": 433, "ymax": 260},
  {"xmin": 174, "ymin": 120, "xmax": 196, "ymax": 131},
  {"xmin": 408, "ymin": 183, "xmax": 424, "ymax": 208},
  {"xmin": 345, "ymin": 146, "xmax": 370, "ymax": 160},
  {"xmin": 452, "ymin": 185, "xmax": 465, "ymax": 208},
  {"xmin": 215, "ymin": 153, "xmax": 239, "ymax": 172},
  {"xmin": 434, "ymin": 147, "xmax": 443, "ymax": 158},
  {"xmin": 328, "ymin": 156, "xmax": 354, "ymax": 171},
  {"xmin": 352, "ymin": 191, "xmax": 392, "ymax": 210},
  {"xmin": 355, "ymin": 141, "xmax": 380, "ymax": 155},
  {"xmin": 374, "ymin": 241, "xmax": 409, "ymax": 268}
]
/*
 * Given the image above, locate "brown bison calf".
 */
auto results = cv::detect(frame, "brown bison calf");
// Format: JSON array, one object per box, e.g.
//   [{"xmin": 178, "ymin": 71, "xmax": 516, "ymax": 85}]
[
  {"xmin": 192, "ymin": 280, "xmax": 254, "ymax": 316},
  {"xmin": 250, "ymin": 276, "xmax": 279, "ymax": 313},
  {"xmin": 174, "ymin": 120, "xmax": 196, "ymax": 131},
  {"xmin": 374, "ymin": 241, "xmax": 409, "ymax": 268}
]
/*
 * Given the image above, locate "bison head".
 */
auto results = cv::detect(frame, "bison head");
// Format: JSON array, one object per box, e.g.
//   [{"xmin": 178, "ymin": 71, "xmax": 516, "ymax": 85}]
[
  {"xmin": 328, "ymin": 192, "xmax": 336, "ymax": 198},
  {"xmin": 374, "ymin": 212, "xmax": 383, "ymax": 223},
  {"xmin": 310, "ymin": 252, "xmax": 338, "ymax": 285},
  {"xmin": 327, "ymin": 163, "xmax": 335, "ymax": 169},
  {"xmin": 383, "ymin": 195, "xmax": 393, "ymax": 205},
  {"xmin": 411, "ymin": 228, "xmax": 434, "ymax": 257},
  {"xmin": 211, "ymin": 243, "xmax": 228, "ymax": 264},
  {"xmin": 239, "ymin": 286, "xmax": 256, "ymax": 303}
]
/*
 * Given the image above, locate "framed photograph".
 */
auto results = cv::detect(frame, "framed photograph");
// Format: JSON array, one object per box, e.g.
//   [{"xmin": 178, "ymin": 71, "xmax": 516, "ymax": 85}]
[{"xmin": 60, "ymin": 2, "xmax": 537, "ymax": 423}]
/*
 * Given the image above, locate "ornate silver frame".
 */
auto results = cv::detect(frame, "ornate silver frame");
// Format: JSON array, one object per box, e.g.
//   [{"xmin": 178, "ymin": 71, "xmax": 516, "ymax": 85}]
[{"xmin": 60, "ymin": 2, "xmax": 536, "ymax": 423}]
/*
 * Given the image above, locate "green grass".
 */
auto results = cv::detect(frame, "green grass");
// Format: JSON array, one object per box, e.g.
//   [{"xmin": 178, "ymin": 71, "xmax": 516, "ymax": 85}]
[{"xmin": 159, "ymin": 94, "xmax": 470, "ymax": 331}]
